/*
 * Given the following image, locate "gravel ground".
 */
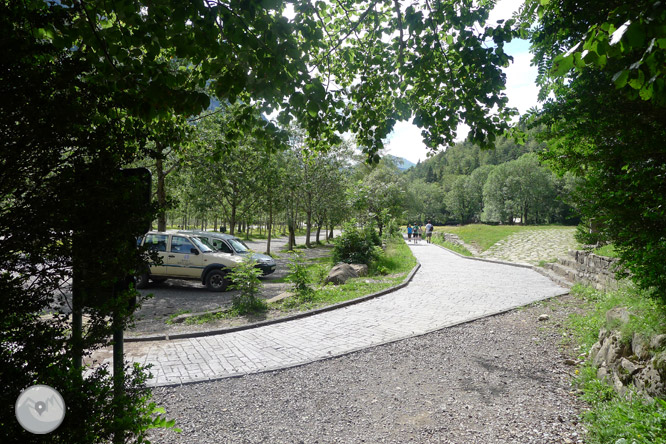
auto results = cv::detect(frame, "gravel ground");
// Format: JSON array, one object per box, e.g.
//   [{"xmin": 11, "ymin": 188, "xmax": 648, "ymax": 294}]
[{"xmin": 149, "ymin": 294, "xmax": 588, "ymax": 444}]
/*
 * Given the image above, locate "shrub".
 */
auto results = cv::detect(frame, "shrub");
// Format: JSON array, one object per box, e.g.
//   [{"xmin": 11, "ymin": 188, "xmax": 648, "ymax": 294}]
[
  {"xmin": 332, "ymin": 221, "xmax": 382, "ymax": 265},
  {"xmin": 286, "ymin": 250, "xmax": 315, "ymax": 302},
  {"xmin": 227, "ymin": 259, "xmax": 266, "ymax": 315}
]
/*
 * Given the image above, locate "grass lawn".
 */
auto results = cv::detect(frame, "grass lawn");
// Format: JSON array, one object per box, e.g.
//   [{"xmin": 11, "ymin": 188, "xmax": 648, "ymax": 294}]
[
  {"xmin": 272, "ymin": 236, "xmax": 417, "ymax": 311},
  {"xmin": 434, "ymin": 224, "xmax": 575, "ymax": 252},
  {"xmin": 592, "ymin": 243, "xmax": 618, "ymax": 258}
]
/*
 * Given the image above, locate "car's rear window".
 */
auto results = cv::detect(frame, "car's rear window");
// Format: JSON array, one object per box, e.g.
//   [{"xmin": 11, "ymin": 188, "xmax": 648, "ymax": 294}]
[{"xmin": 144, "ymin": 234, "xmax": 167, "ymax": 251}]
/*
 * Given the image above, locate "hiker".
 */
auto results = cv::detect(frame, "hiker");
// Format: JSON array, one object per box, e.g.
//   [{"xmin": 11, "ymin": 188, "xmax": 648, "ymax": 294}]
[
  {"xmin": 413, "ymin": 224, "xmax": 420, "ymax": 243},
  {"xmin": 425, "ymin": 221, "xmax": 433, "ymax": 244},
  {"xmin": 407, "ymin": 223, "xmax": 413, "ymax": 241}
]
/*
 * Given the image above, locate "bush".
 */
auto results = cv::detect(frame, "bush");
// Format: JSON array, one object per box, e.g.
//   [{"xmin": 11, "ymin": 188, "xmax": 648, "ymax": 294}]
[
  {"xmin": 286, "ymin": 251, "xmax": 315, "ymax": 302},
  {"xmin": 227, "ymin": 259, "xmax": 266, "ymax": 315},
  {"xmin": 332, "ymin": 221, "xmax": 382, "ymax": 265}
]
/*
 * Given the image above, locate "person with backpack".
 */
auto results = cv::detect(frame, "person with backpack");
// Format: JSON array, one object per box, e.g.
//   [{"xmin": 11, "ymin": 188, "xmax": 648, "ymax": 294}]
[{"xmin": 425, "ymin": 221, "xmax": 434, "ymax": 244}]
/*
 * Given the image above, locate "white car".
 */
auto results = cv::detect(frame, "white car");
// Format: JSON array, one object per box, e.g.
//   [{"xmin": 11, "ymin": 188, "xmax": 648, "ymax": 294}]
[{"xmin": 136, "ymin": 231, "xmax": 245, "ymax": 291}]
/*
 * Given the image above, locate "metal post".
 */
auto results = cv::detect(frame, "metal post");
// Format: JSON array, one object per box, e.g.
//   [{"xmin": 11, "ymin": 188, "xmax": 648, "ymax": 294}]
[
  {"xmin": 113, "ymin": 312, "xmax": 124, "ymax": 444},
  {"xmin": 72, "ymin": 253, "xmax": 83, "ymax": 372}
]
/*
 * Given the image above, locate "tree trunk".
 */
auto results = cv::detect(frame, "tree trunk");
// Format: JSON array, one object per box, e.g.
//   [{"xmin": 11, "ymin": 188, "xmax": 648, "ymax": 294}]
[
  {"xmin": 315, "ymin": 219, "xmax": 323, "ymax": 244},
  {"xmin": 156, "ymin": 153, "xmax": 167, "ymax": 231},
  {"xmin": 266, "ymin": 203, "xmax": 273, "ymax": 255},
  {"xmin": 229, "ymin": 205, "xmax": 236, "ymax": 235},
  {"xmin": 288, "ymin": 220, "xmax": 296, "ymax": 251},
  {"xmin": 328, "ymin": 224, "xmax": 333, "ymax": 240},
  {"xmin": 305, "ymin": 209, "xmax": 312, "ymax": 248}
]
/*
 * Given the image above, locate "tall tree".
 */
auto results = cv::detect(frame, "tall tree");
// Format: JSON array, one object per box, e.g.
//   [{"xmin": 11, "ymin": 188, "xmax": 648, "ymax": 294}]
[
  {"xmin": 190, "ymin": 103, "xmax": 280, "ymax": 235},
  {"xmin": 523, "ymin": 0, "xmax": 666, "ymax": 295}
]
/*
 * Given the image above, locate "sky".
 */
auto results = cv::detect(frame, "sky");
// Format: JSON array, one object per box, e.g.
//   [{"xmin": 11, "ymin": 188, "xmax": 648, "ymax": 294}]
[{"xmin": 385, "ymin": 0, "xmax": 538, "ymax": 164}]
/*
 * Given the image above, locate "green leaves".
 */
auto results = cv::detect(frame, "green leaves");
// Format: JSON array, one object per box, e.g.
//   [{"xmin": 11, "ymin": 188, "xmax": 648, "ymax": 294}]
[
  {"xmin": 612, "ymin": 69, "xmax": 630, "ymax": 88},
  {"xmin": 552, "ymin": 54, "xmax": 575, "ymax": 77},
  {"xmin": 542, "ymin": 2, "xmax": 666, "ymax": 105}
]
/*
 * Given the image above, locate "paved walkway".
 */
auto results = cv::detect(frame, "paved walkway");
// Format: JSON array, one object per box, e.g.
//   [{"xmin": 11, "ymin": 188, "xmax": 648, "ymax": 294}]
[{"xmin": 113, "ymin": 241, "xmax": 568, "ymax": 386}]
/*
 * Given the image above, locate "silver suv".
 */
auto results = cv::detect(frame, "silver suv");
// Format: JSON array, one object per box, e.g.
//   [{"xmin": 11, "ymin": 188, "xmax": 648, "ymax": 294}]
[
  {"xmin": 136, "ymin": 231, "xmax": 245, "ymax": 291},
  {"xmin": 178, "ymin": 230, "xmax": 277, "ymax": 276}
]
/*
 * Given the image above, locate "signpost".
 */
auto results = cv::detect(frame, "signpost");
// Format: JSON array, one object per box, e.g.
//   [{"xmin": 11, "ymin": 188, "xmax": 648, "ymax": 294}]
[{"xmin": 71, "ymin": 167, "xmax": 151, "ymax": 444}]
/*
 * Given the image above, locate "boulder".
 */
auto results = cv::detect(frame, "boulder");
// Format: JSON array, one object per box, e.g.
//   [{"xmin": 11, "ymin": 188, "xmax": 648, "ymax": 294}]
[
  {"xmin": 349, "ymin": 264, "xmax": 369, "ymax": 277},
  {"xmin": 593, "ymin": 334, "xmax": 631, "ymax": 369},
  {"xmin": 589, "ymin": 341, "xmax": 602, "ymax": 362},
  {"xmin": 324, "ymin": 263, "xmax": 359, "ymax": 285}
]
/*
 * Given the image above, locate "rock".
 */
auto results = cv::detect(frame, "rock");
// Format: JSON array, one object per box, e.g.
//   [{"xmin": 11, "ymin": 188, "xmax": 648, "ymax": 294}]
[
  {"xmin": 324, "ymin": 263, "xmax": 359, "ymax": 285},
  {"xmin": 654, "ymin": 351, "xmax": 666, "ymax": 373},
  {"xmin": 349, "ymin": 264, "xmax": 369, "ymax": 277},
  {"xmin": 632, "ymin": 333, "xmax": 651, "ymax": 360},
  {"xmin": 612, "ymin": 372, "xmax": 626, "ymax": 395},
  {"xmin": 650, "ymin": 334, "xmax": 666, "ymax": 350},
  {"xmin": 619, "ymin": 357, "xmax": 642, "ymax": 376},
  {"xmin": 618, "ymin": 358, "xmax": 641, "ymax": 383},
  {"xmin": 634, "ymin": 363, "xmax": 665, "ymax": 398},
  {"xmin": 594, "ymin": 334, "xmax": 631, "ymax": 369},
  {"xmin": 538, "ymin": 314, "xmax": 550, "ymax": 321},
  {"xmin": 593, "ymin": 340, "xmax": 611, "ymax": 368},
  {"xmin": 589, "ymin": 342, "xmax": 602, "ymax": 362},
  {"xmin": 597, "ymin": 366, "xmax": 608, "ymax": 381},
  {"xmin": 266, "ymin": 292, "xmax": 293, "ymax": 303},
  {"xmin": 598, "ymin": 328, "xmax": 609, "ymax": 342},
  {"xmin": 606, "ymin": 307, "xmax": 631, "ymax": 328}
]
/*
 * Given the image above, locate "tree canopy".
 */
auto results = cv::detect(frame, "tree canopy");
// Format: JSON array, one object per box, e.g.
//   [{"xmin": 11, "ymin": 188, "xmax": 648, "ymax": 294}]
[
  {"xmin": 8, "ymin": 0, "xmax": 519, "ymax": 157},
  {"xmin": 522, "ymin": 0, "xmax": 666, "ymax": 297}
]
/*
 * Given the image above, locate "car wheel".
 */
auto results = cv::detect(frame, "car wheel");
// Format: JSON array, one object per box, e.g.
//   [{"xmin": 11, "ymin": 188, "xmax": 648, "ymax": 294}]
[
  {"xmin": 205, "ymin": 269, "xmax": 228, "ymax": 292},
  {"xmin": 135, "ymin": 273, "xmax": 150, "ymax": 289}
]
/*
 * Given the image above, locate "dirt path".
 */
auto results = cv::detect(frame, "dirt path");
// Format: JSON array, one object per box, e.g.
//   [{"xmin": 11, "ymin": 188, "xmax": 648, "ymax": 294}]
[{"xmin": 149, "ymin": 294, "xmax": 587, "ymax": 444}]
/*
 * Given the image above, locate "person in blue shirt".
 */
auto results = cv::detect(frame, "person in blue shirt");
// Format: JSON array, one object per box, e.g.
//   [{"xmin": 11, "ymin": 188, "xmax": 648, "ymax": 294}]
[{"xmin": 407, "ymin": 224, "xmax": 413, "ymax": 241}]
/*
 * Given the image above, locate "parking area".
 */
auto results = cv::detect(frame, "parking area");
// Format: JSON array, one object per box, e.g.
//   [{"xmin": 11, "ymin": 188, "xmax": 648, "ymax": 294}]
[{"xmin": 128, "ymin": 234, "xmax": 336, "ymax": 337}]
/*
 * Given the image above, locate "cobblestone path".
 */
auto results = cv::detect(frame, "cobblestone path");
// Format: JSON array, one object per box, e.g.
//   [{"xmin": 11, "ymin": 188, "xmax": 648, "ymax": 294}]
[
  {"xmin": 106, "ymin": 241, "xmax": 568, "ymax": 386},
  {"xmin": 479, "ymin": 227, "xmax": 577, "ymax": 265}
]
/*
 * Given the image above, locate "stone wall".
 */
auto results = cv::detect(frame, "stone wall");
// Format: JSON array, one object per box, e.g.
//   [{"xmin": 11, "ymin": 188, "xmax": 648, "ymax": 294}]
[
  {"xmin": 567, "ymin": 250, "xmax": 622, "ymax": 290},
  {"xmin": 540, "ymin": 250, "xmax": 623, "ymax": 290}
]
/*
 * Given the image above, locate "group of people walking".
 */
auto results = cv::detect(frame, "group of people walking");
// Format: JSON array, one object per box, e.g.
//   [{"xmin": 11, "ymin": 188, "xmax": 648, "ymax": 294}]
[{"xmin": 407, "ymin": 221, "xmax": 434, "ymax": 244}]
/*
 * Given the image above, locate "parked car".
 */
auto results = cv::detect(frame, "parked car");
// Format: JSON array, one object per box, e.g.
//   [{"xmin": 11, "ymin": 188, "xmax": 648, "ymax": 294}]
[
  {"xmin": 136, "ymin": 231, "xmax": 245, "ymax": 291},
  {"xmin": 178, "ymin": 230, "xmax": 277, "ymax": 276}
]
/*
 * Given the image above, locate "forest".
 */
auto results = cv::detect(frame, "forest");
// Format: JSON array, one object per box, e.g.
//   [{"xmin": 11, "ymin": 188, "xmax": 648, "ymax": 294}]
[{"xmin": 402, "ymin": 126, "xmax": 578, "ymax": 225}]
